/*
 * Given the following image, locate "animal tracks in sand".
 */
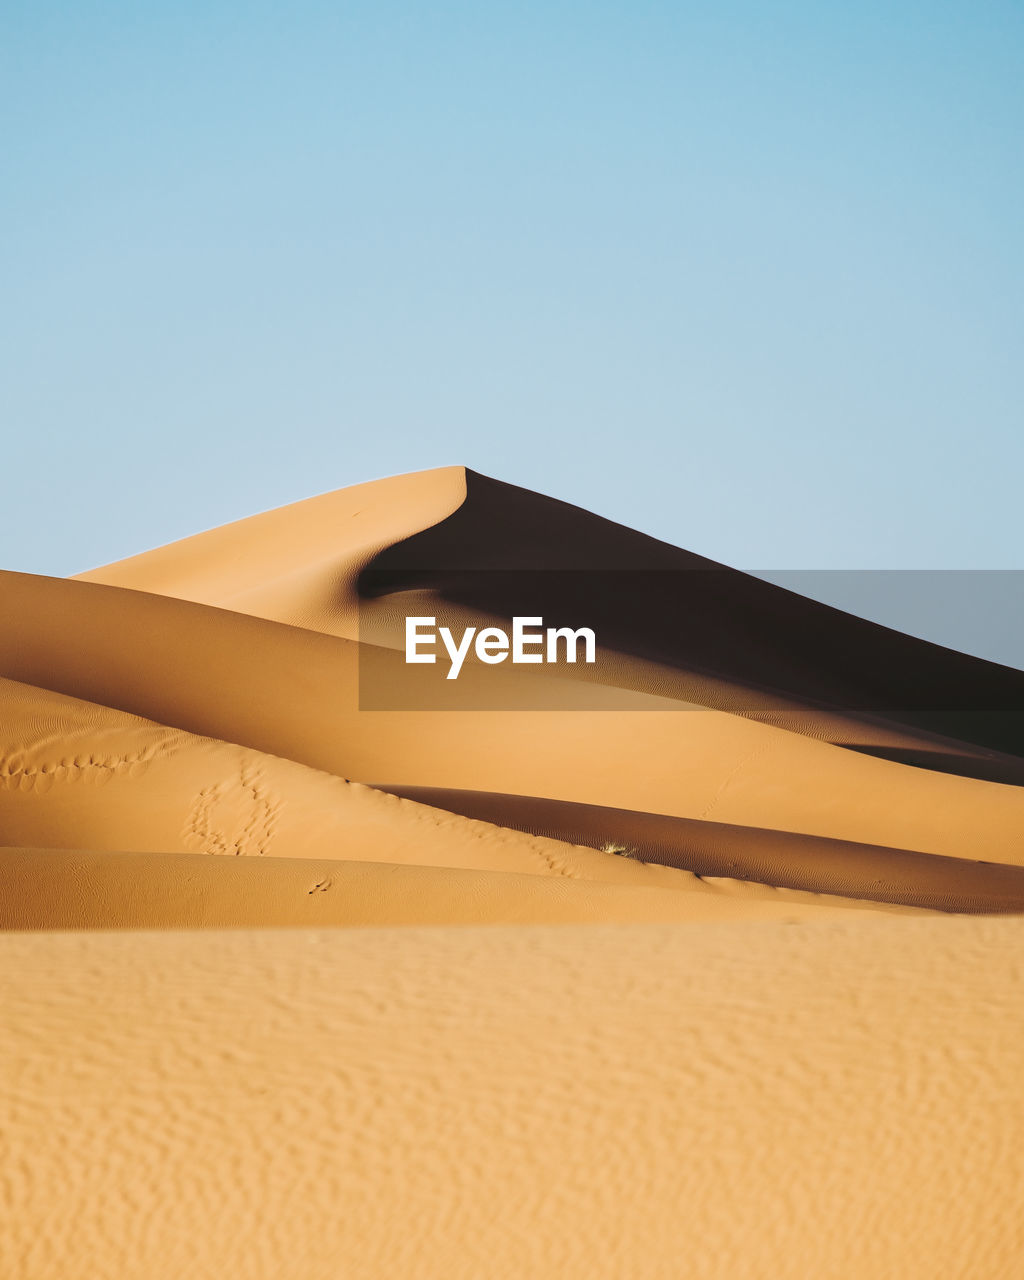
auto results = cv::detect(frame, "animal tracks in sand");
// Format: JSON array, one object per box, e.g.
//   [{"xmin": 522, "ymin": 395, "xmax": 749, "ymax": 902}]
[{"xmin": 184, "ymin": 759, "xmax": 284, "ymax": 857}]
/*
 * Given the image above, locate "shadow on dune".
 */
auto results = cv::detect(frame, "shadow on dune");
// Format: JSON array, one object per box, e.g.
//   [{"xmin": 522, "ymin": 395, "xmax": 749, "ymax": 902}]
[
  {"xmin": 841, "ymin": 744, "xmax": 1024, "ymax": 786},
  {"xmin": 359, "ymin": 470, "xmax": 1024, "ymax": 762},
  {"xmin": 374, "ymin": 783, "xmax": 1024, "ymax": 914}
]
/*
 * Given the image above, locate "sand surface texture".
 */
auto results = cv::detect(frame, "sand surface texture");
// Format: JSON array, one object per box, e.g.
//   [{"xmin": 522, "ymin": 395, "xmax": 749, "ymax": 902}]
[{"xmin": 4, "ymin": 466, "xmax": 1023, "ymax": 1276}]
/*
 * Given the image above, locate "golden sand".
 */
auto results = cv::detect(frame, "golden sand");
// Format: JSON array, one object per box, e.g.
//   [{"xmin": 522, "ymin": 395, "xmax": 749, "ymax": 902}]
[{"xmin": 3, "ymin": 466, "xmax": 1022, "ymax": 1276}]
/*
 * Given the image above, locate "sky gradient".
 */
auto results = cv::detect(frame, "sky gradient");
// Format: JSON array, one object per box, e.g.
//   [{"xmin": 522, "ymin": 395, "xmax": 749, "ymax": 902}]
[{"xmin": 4, "ymin": 1, "xmax": 1022, "ymax": 589}]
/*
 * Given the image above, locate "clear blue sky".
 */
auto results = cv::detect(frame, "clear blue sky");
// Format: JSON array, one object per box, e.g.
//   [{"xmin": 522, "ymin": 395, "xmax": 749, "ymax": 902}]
[{"xmin": 4, "ymin": 0, "xmax": 1022, "ymax": 583}]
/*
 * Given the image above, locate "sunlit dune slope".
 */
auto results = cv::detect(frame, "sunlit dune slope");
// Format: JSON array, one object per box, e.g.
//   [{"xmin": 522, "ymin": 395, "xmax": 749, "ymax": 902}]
[
  {"xmin": 0, "ymin": 672, "xmax": 934, "ymax": 917},
  {"xmin": 0, "ymin": 673, "xmax": 707, "ymax": 891},
  {"xmin": 3, "ymin": 569, "xmax": 1024, "ymax": 874},
  {"xmin": 76, "ymin": 465, "xmax": 468, "ymax": 636}
]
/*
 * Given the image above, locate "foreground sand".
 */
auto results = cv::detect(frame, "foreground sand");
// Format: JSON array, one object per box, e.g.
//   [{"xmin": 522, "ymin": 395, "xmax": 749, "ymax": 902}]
[
  {"xmin": 4, "ymin": 920, "xmax": 1023, "ymax": 1280},
  {"xmin": 3, "ymin": 465, "xmax": 1023, "ymax": 1275},
  {"xmin": 1, "ymin": 845, "xmax": 901, "ymax": 928}
]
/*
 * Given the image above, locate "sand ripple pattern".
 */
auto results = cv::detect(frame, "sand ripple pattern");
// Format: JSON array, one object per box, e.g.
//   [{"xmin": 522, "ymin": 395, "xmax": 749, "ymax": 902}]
[{"xmin": 3, "ymin": 922, "xmax": 1024, "ymax": 1280}]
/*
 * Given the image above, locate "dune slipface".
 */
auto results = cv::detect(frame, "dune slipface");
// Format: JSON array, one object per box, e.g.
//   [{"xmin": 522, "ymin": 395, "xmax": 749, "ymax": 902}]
[{"xmin": 3, "ymin": 466, "xmax": 1023, "ymax": 1278}]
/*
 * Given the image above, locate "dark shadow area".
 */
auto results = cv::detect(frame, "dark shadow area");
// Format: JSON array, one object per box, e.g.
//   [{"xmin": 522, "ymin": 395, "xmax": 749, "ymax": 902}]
[
  {"xmin": 840, "ymin": 744, "xmax": 1024, "ymax": 786},
  {"xmin": 360, "ymin": 471, "xmax": 1024, "ymax": 757},
  {"xmin": 374, "ymin": 783, "xmax": 1024, "ymax": 915}
]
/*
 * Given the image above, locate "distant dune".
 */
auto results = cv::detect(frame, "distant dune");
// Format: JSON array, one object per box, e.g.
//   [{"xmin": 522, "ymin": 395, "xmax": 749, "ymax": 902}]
[{"xmin": 3, "ymin": 466, "xmax": 1023, "ymax": 1277}]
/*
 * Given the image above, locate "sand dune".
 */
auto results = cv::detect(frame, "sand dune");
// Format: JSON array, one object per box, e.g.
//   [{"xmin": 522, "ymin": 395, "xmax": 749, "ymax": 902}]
[
  {"xmin": 4, "ymin": 465, "xmax": 1024, "ymax": 1276},
  {"xmin": 3, "ymin": 568, "xmax": 1024, "ymax": 867},
  {"xmin": 81, "ymin": 467, "xmax": 1024, "ymax": 778},
  {"xmin": 2, "ymin": 846, "xmax": 904, "ymax": 929},
  {"xmin": 4, "ymin": 920, "xmax": 1023, "ymax": 1279},
  {"xmin": 0, "ymin": 669, "xmax": 935, "ymax": 915},
  {"xmin": 76, "ymin": 465, "xmax": 468, "ymax": 637},
  {"xmin": 378, "ymin": 783, "xmax": 1024, "ymax": 912}
]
